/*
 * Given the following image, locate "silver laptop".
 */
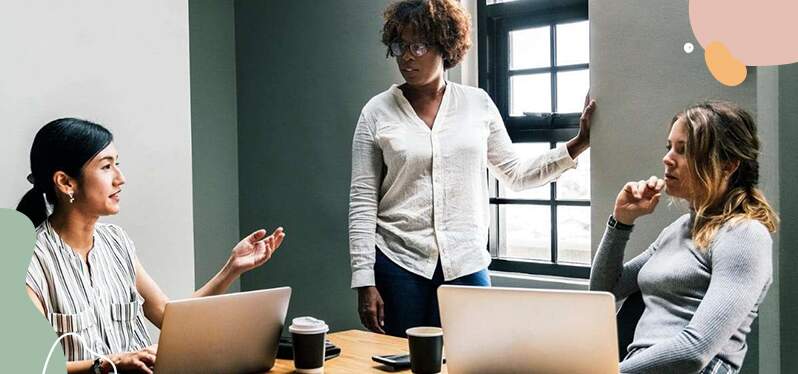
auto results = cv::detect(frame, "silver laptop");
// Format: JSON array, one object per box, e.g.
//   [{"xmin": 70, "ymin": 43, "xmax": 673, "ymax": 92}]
[
  {"xmin": 437, "ymin": 285, "xmax": 618, "ymax": 374},
  {"xmin": 154, "ymin": 287, "xmax": 291, "ymax": 374}
]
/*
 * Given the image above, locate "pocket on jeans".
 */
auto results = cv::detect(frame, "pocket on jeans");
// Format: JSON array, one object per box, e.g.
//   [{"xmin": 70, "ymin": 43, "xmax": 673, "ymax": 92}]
[{"xmin": 700, "ymin": 357, "xmax": 736, "ymax": 374}]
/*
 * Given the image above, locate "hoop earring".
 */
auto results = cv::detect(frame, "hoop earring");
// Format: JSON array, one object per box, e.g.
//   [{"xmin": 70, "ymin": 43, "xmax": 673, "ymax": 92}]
[{"xmin": 68, "ymin": 192, "xmax": 75, "ymax": 204}]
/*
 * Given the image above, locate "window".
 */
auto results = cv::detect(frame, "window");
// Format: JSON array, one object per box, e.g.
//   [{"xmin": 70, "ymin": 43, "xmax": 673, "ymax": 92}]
[{"xmin": 479, "ymin": 0, "xmax": 590, "ymax": 278}]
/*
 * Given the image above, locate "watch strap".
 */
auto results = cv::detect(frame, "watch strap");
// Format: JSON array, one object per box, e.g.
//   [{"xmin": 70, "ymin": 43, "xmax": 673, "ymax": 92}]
[
  {"xmin": 91, "ymin": 358, "xmax": 102, "ymax": 374},
  {"xmin": 608, "ymin": 215, "xmax": 634, "ymax": 231}
]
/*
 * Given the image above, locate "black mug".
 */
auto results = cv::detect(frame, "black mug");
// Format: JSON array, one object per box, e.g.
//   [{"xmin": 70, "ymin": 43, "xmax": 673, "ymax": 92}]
[{"xmin": 406, "ymin": 327, "xmax": 444, "ymax": 374}]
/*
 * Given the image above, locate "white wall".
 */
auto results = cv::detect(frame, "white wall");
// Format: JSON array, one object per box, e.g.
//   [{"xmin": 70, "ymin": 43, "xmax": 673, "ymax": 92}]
[{"xmin": 0, "ymin": 0, "xmax": 195, "ymax": 336}]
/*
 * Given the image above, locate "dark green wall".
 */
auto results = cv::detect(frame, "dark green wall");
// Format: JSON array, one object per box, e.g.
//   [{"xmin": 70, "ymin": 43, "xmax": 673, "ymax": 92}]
[
  {"xmin": 193, "ymin": 2, "xmax": 798, "ymax": 367},
  {"xmin": 235, "ymin": 0, "xmax": 399, "ymax": 332},
  {"xmin": 189, "ymin": 0, "xmax": 241, "ymax": 292},
  {"xmin": 780, "ymin": 63, "xmax": 798, "ymax": 373}
]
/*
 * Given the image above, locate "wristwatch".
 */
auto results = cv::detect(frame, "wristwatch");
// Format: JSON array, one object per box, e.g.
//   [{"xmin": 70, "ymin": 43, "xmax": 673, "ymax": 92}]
[
  {"xmin": 91, "ymin": 358, "xmax": 108, "ymax": 374},
  {"xmin": 608, "ymin": 215, "xmax": 634, "ymax": 231}
]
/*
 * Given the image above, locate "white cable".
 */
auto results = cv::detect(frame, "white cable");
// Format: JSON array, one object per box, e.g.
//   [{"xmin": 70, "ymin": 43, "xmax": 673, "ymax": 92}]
[{"xmin": 42, "ymin": 332, "xmax": 117, "ymax": 374}]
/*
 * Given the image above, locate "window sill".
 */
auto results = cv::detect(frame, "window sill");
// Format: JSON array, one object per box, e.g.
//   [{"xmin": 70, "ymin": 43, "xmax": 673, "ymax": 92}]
[
  {"xmin": 489, "ymin": 270, "xmax": 589, "ymax": 291},
  {"xmin": 489, "ymin": 258, "xmax": 590, "ymax": 278}
]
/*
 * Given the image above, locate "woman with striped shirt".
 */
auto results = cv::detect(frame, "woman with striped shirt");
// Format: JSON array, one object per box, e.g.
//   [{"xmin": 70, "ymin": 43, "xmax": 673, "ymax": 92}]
[{"xmin": 18, "ymin": 118, "xmax": 286, "ymax": 374}]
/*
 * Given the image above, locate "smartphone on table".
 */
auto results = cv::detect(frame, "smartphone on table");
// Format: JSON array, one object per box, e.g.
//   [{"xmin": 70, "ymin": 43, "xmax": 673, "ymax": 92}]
[
  {"xmin": 372, "ymin": 354, "xmax": 446, "ymax": 370},
  {"xmin": 372, "ymin": 354, "xmax": 411, "ymax": 370}
]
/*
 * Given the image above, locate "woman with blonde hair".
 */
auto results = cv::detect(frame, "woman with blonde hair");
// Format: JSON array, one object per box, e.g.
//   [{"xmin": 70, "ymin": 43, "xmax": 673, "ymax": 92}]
[{"xmin": 591, "ymin": 100, "xmax": 778, "ymax": 373}]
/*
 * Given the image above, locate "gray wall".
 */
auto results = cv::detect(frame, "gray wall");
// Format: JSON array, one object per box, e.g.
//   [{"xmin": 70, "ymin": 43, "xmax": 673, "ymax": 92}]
[
  {"xmin": 0, "ymin": 0, "xmax": 195, "ymax": 338},
  {"xmin": 755, "ymin": 67, "xmax": 780, "ymax": 374},
  {"xmin": 588, "ymin": 0, "xmax": 758, "ymax": 258},
  {"xmin": 779, "ymin": 62, "xmax": 798, "ymax": 373},
  {"xmin": 189, "ymin": 0, "xmax": 241, "ymax": 292},
  {"xmin": 589, "ymin": 1, "xmax": 782, "ymax": 372},
  {"xmin": 235, "ymin": 0, "xmax": 400, "ymax": 332}
]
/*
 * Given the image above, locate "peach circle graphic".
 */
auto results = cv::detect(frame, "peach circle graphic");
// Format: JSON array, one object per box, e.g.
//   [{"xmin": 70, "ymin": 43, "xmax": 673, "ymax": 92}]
[
  {"xmin": 704, "ymin": 41, "xmax": 747, "ymax": 87},
  {"xmin": 689, "ymin": 0, "xmax": 798, "ymax": 85}
]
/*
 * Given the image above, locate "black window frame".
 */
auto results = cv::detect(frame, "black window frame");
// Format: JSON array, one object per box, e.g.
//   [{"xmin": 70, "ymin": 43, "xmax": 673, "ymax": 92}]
[{"xmin": 479, "ymin": 0, "xmax": 591, "ymax": 279}]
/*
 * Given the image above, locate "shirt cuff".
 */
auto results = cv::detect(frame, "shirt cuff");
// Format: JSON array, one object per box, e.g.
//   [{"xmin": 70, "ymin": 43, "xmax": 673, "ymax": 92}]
[
  {"xmin": 553, "ymin": 143, "xmax": 578, "ymax": 170},
  {"xmin": 351, "ymin": 269, "xmax": 376, "ymax": 288},
  {"xmin": 604, "ymin": 223, "xmax": 633, "ymax": 241}
]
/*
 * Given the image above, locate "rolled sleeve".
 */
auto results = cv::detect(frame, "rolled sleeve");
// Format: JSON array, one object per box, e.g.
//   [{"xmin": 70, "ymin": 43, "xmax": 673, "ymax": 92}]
[{"xmin": 551, "ymin": 143, "xmax": 578, "ymax": 170}]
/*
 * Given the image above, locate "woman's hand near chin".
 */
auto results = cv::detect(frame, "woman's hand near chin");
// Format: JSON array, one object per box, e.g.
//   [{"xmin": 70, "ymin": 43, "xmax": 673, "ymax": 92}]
[{"xmin": 613, "ymin": 176, "xmax": 665, "ymax": 225}]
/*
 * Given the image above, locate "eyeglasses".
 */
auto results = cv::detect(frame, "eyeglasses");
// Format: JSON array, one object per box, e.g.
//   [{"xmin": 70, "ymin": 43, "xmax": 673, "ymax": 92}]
[{"xmin": 389, "ymin": 41, "xmax": 430, "ymax": 58}]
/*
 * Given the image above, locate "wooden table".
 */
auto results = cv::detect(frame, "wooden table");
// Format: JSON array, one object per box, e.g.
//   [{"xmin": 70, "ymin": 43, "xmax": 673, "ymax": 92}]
[{"xmin": 270, "ymin": 329, "xmax": 448, "ymax": 373}]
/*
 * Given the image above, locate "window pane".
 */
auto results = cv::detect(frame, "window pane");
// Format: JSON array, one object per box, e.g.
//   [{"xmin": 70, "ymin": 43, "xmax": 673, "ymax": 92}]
[
  {"xmin": 501, "ymin": 143, "xmax": 552, "ymax": 200},
  {"xmin": 556, "ymin": 69, "xmax": 589, "ymax": 113},
  {"xmin": 510, "ymin": 73, "xmax": 551, "ymax": 116},
  {"xmin": 556, "ymin": 20, "xmax": 589, "ymax": 66},
  {"xmin": 502, "ymin": 204, "xmax": 550, "ymax": 261},
  {"xmin": 557, "ymin": 206, "xmax": 591, "ymax": 264},
  {"xmin": 509, "ymin": 26, "xmax": 550, "ymax": 70},
  {"xmin": 556, "ymin": 142, "xmax": 590, "ymax": 200}
]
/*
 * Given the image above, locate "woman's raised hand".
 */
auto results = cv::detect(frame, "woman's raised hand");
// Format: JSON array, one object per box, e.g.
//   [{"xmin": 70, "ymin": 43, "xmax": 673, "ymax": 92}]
[
  {"xmin": 613, "ymin": 176, "xmax": 665, "ymax": 225},
  {"xmin": 228, "ymin": 227, "xmax": 286, "ymax": 275}
]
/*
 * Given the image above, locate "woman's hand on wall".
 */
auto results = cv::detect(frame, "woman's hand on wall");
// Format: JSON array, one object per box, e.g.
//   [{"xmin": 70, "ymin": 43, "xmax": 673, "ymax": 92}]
[
  {"xmin": 566, "ymin": 93, "xmax": 596, "ymax": 159},
  {"xmin": 613, "ymin": 176, "xmax": 665, "ymax": 225}
]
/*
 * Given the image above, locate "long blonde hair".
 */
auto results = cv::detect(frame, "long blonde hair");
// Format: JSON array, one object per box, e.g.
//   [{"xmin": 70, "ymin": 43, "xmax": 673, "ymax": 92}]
[{"xmin": 674, "ymin": 101, "xmax": 778, "ymax": 250}]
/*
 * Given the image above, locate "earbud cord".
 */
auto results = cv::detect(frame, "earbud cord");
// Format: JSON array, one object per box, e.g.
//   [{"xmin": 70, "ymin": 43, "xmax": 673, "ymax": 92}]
[{"xmin": 42, "ymin": 332, "xmax": 117, "ymax": 374}]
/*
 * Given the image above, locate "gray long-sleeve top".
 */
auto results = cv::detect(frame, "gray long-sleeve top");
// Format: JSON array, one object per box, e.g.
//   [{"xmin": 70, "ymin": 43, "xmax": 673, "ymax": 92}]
[{"xmin": 590, "ymin": 214, "xmax": 772, "ymax": 373}]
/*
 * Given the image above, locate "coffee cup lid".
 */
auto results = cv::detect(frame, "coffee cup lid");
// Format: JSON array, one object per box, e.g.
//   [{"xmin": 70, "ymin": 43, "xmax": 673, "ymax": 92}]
[
  {"xmin": 289, "ymin": 316, "xmax": 329, "ymax": 334},
  {"xmin": 406, "ymin": 326, "xmax": 443, "ymax": 337}
]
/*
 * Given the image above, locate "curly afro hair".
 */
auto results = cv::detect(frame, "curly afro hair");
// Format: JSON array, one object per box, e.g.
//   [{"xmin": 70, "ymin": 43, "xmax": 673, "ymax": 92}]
[{"xmin": 381, "ymin": 0, "xmax": 472, "ymax": 70}]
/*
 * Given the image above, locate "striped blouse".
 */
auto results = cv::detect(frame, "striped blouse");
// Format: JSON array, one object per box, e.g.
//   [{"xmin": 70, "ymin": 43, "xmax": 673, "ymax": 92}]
[{"xmin": 26, "ymin": 220, "xmax": 152, "ymax": 361}]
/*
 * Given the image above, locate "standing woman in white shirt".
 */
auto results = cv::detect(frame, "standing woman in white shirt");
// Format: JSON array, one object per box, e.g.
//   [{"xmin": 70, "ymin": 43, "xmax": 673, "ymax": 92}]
[
  {"xmin": 18, "ymin": 118, "xmax": 286, "ymax": 374},
  {"xmin": 349, "ymin": 0, "xmax": 596, "ymax": 337}
]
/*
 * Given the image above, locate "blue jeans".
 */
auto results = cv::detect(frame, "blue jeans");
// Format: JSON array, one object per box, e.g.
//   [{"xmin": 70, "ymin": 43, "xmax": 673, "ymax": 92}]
[
  {"xmin": 625, "ymin": 348, "xmax": 737, "ymax": 374},
  {"xmin": 374, "ymin": 248, "xmax": 491, "ymax": 337}
]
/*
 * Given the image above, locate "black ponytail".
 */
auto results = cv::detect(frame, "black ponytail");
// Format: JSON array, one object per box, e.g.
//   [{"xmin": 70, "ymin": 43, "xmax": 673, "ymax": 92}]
[
  {"xmin": 16, "ymin": 188, "xmax": 49, "ymax": 228},
  {"xmin": 16, "ymin": 118, "xmax": 113, "ymax": 227}
]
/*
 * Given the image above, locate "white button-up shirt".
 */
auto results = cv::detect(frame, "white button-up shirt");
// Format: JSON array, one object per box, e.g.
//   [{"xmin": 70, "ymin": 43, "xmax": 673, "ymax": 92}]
[{"xmin": 348, "ymin": 82, "xmax": 577, "ymax": 288}]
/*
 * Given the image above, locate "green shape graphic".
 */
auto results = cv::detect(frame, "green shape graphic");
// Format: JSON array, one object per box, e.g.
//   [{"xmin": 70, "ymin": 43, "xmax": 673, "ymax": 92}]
[{"xmin": 0, "ymin": 208, "xmax": 67, "ymax": 373}]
